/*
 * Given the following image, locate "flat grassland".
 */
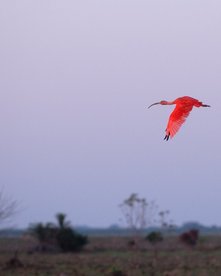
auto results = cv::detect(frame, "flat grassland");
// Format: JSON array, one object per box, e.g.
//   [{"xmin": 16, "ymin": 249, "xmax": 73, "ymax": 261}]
[{"xmin": 0, "ymin": 235, "xmax": 221, "ymax": 275}]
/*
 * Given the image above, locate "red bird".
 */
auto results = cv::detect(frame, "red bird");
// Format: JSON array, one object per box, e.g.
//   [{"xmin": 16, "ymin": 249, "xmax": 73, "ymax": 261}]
[{"xmin": 148, "ymin": 96, "xmax": 210, "ymax": 140}]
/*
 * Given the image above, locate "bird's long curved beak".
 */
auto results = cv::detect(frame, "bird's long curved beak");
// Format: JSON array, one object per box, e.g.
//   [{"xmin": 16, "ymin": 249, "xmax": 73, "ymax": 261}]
[{"xmin": 148, "ymin": 102, "xmax": 160, "ymax": 108}]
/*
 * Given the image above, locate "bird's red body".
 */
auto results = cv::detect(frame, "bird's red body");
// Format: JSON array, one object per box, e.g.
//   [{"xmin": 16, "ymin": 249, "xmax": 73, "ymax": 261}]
[{"xmin": 148, "ymin": 96, "xmax": 210, "ymax": 140}]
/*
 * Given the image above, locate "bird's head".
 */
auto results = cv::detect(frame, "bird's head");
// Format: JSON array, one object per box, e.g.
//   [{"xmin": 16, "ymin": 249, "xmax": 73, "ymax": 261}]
[
  {"xmin": 148, "ymin": 100, "xmax": 168, "ymax": 108},
  {"xmin": 159, "ymin": 100, "xmax": 168, "ymax": 105}
]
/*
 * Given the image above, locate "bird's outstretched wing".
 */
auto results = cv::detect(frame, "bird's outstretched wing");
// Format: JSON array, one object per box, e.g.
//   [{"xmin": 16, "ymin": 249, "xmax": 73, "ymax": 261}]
[{"xmin": 164, "ymin": 104, "xmax": 193, "ymax": 140}]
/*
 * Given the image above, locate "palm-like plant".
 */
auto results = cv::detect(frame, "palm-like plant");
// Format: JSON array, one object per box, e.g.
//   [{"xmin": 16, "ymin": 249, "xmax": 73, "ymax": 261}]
[{"xmin": 56, "ymin": 213, "xmax": 70, "ymax": 229}]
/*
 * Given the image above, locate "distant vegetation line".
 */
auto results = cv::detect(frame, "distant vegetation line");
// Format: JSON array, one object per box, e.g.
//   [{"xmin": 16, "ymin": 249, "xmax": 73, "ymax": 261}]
[{"xmin": 1, "ymin": 222, "xmax": 221, "ymax": 238}]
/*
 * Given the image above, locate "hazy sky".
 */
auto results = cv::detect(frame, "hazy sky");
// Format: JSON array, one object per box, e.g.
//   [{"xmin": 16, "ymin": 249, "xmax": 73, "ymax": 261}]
[{"xmin": 0, "ymin": 1, "xmax": 221, "ymax": 228}]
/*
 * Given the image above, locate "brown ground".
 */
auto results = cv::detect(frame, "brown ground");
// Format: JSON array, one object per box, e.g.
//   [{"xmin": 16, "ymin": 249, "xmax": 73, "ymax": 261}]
[{"xmin": 0, "ymin": 235, "xmax": 221, "ymax": 275}]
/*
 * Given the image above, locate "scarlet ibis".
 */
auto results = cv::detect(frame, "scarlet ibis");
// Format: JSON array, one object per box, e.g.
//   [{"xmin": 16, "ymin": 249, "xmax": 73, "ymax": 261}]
[{"xmin": 148, "ymin": 96, "xmax": 210, "ymax": 140}]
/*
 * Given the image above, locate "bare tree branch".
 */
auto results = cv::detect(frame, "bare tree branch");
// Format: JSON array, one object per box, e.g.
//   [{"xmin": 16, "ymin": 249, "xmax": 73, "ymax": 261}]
[
  {"xmin": 119, "ymin": 193, "xmax": 158, "ymax": 236},
  {"xmin": 0, "ymin": 188, "xmax": 18, "ymax": 225}
]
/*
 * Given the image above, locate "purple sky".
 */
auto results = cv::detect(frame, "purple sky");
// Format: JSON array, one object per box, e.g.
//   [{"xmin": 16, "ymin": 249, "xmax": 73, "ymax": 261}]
[{"xmin": 0, "ymin": 1, "xmax": 220, "ymax": 228}]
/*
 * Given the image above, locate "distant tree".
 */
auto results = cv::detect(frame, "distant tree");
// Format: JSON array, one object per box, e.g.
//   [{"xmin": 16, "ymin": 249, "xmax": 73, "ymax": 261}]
[
  {"xmin": 119, "ymin": 193, "xmax": 158, "ymax": 236},
  {"xmin": 180, "ymin": 222, "xmax": 202, "ymax": 232}
]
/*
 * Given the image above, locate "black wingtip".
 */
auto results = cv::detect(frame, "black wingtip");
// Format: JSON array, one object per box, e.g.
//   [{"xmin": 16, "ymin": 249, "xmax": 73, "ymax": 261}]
[{"xmin": 164, "ymin": 133, "xmax": 170, "ymax": 141}]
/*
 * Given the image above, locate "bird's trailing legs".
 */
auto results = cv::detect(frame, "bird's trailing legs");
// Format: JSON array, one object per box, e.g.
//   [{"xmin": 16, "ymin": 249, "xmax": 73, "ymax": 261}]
[{"xmin": 202, "ymin": 104, "xmax": 210, "ymax": 107}]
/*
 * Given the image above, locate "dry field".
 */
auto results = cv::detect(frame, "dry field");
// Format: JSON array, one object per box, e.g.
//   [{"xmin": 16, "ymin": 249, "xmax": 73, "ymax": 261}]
[{"xmin": 0, "ymin": 235, "xmax": 221, "ymax": 275}]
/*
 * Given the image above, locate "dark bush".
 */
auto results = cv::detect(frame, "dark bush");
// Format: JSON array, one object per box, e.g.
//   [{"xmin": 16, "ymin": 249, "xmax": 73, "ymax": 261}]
[
  {"xmin": 127, "ymin": 239, "xmax": 136, "ymax": 248},
  {"xmin": 29, "ymin": 213, "xmax": 88, "ymax": 252},
  {"xmin": 179, "ymin": 229, "xmax": 199, "ymax": 246},
  {"xmin": 110, "ymin": 267, "xmax": 126, "ymax": 276},
  {"xmin": 29, "ymin": 223, "xmax": 58, "ymax": 251},
  {"xmin": 146, "ymin": 231, "xmax": 163, "ymax": 245},
  {"xmin": 56, "ymin": 227, "xmax": 88, "ymax": 252}
]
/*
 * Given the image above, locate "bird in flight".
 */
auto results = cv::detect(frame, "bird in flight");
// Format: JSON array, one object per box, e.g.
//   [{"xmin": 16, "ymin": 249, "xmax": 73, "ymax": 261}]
[{"xmin": 148, "ymin": 96, "xmax": 210, "ymax": 140}]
